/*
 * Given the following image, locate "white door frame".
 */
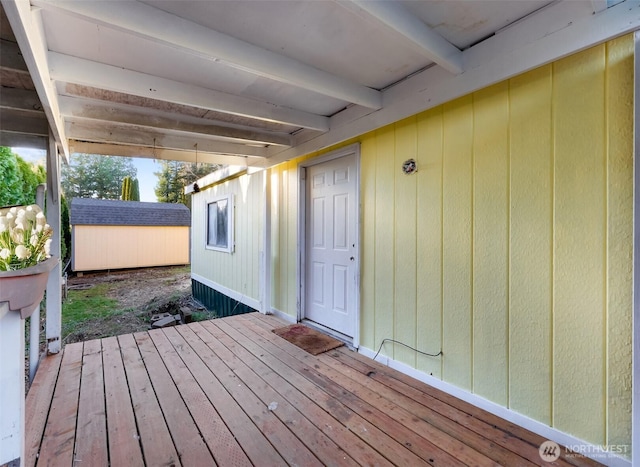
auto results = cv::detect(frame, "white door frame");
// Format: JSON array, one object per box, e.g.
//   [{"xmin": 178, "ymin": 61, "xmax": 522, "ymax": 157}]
[{"xmin": 297, "ymin": 143, "xmax": 361, "ymax": 348}]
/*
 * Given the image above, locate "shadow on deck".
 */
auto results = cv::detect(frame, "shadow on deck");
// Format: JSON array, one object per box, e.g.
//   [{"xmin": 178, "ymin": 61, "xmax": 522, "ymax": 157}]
[{"xmin": 26, "ymin": 312, "xmax": 601, "ymax": 466}]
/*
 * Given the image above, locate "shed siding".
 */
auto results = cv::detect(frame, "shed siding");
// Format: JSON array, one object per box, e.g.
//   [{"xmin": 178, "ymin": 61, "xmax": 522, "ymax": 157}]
[
  {"xmin": 191, "ymin": 172, "xmax": 263, "ymax": 307},
  {"xmin": 73, "ymin": 225, "xmax": 189, "ymax": 271},
  {"xmin": 266, "ymin": 35, "xmax": 633, "ymax": 450}
]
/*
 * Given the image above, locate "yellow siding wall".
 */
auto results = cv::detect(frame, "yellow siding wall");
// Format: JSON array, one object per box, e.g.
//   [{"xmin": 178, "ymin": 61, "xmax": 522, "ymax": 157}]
[
  {"xmin": 269, "ymin": 36, "xmax": 634, "ymax": 449},
  {"xmin": 73, "ymin": 225, "xmax": 189, "ymax": 271},
  {"xmin": 191, "ymin": 172, "xmax": 263, "ymax": 304},
  {"xmin": 269, "ymin": 161, "xmax": 302, "ymax": 314}
]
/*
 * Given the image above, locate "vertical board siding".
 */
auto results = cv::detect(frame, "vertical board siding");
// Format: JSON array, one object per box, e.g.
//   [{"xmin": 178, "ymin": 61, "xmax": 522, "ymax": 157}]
[
  {"xmin": 212, "ymin": 34, "xmax": 632, "ymax": 451},
  {"xmin": 441, "ymin": 95, "xmax": 474, "ymax": 391},
  {"xmin": 373, "ymin": 127, "xmax": 396, "ymax": 357},
  {"xmin": 508, "ymin": 65, "xmax": 553, "ymax": 425},
  {"xmin": 394, "ymin": 117, "xmax": 418, "ymax": 366},
  {"xmin": 345, "ymin": 37, "xmax": 629, "ymax": 449},
  {"xmin": 416, "ymin": 108, "xmax": 444, "ymax": 379},
  {"xmin": 191, "ymin": 172, "xmax": 263, "ymax": 305},
  {"xmin": 552, "ymin": 46, "xmax": 606, "ymax": 443},
  {"xmin": 471, "ymin": 82, "xmax": 510, "ymax": 406},
  {"xmin": 269, "ymin": 162, "xmax": 297, "ymax": 316},
  {"xmin": 605, "ymin": 36, "xmax": 634, "ymax": 450},
  {"xmin": 360, "ymin": 136, "xmax": 377, "ymax": 350}
]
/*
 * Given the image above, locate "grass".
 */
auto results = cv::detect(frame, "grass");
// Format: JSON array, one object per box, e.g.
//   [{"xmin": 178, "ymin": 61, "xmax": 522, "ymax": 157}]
[
  {"xmin": 191, "ymin": 309, "xmax": 218, "ymax": 322},
  {"xmin": 62, "ymin": 283, "xmax": 123, "ymax": 339}
]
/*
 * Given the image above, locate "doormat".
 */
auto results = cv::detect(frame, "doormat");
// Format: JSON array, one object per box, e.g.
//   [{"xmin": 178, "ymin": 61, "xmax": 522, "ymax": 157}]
[{"xmin": 272, "ymin": 324, "xmax": 344, "ymax": 355}]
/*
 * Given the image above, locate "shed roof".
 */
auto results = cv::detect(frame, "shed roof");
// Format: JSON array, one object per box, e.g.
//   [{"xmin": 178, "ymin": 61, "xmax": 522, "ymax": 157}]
[{"xmin": 70, "ymin": 198, "xmax": 191, "ymax": 227}]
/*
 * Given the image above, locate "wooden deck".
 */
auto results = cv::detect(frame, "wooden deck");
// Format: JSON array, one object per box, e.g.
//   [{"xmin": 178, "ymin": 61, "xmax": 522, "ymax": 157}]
[{"xmin": 25, "ymin": 312, "xmax": 601, "ymax": 467}]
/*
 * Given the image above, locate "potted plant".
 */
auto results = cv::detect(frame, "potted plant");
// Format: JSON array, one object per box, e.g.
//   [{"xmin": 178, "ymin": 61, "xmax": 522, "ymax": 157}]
[{"xmin": 0, "ymin": 205, "xmax": 57, "ymax": 319}]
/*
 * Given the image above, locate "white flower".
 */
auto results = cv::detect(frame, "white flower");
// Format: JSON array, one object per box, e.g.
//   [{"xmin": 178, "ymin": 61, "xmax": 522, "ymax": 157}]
[
  {"xmin": 36, "ymin": 211, "xmax": 46, "ymax": 225},
  {"xmin": 25, "ymin": 206, "xmax": 37, "ymax": 222},
  {"xmin": 0, "ymin": 204, "xmax": 52, "ymax": 271},
  {"xmin": 12, "ymin": 231, "xmax": 23, "ymax": 244},
  {"xmin": 15, "ymin": 245, "xmax": 30, "ymax": 260}
]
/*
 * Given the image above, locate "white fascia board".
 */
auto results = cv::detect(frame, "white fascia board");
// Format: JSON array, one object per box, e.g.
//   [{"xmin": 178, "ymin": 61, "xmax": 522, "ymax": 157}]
[
  {"xmin": 69, "ymin": 140, "xmax": 253, "ymax": 167},
  {"xmin": 59, "ymin": 97, "xmax": 291, "ymax": 147},
  {"xmin": 191, "ymin": 165, "xmax": 248, "ymax": 192},
  {"xmin": 2, "ymin": 0, "xmax": 69, "ymax": 160},
  {"xmin": 347, "ymin": 0, "xmax": 463, "ymax": 75},
  {"xmin": 34, "ymin": 0, "xmax": 382, "ymax": 110},
  {"xmin": 264, "ymin": 0, "xmax": 640, "ymax": 168},
  {"xmin": 65, "ymin": 119, "xmax": 271, "ymax": 156},
  {"xmin": 48, "ymin": 52, "xmax": 329, "ymax": 132}
]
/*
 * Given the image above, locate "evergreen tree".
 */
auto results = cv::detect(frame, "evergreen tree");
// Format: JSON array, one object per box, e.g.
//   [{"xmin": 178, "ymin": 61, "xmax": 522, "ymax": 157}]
[
  {"xmin": 62, "ymin": 154, "xmax": 136, "ymax": 200},
  {"xmin": 121, "ymin": 176, "xmax": 132, "ymax": 200},
  {"xmin": 0, "ymin": 147, "xmax": 22, "ymax": 206},
  {"xmin": 60, "ymin": 195, "xmax": 71, "ymax": 261},
  {"xmin": 131, "ymin": 178, "xmax": 140, "ymax": 201},
  {"xmin": 121, "ymin": 176, "xmax": 141, "ymax": 201},
  {"xmin": 0, "ymin": 147, "xmax": 46, "ymax": 206},
  {"xmin": 154, "ymin": 161, "xmax": 219, "ymax": 207}
]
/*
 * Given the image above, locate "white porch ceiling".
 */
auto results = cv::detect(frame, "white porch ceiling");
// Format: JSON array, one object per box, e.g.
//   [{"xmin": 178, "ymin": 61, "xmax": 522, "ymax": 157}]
[{"xmin": 1, "ymin": 0, "xmax": 639, "ymax": 168}]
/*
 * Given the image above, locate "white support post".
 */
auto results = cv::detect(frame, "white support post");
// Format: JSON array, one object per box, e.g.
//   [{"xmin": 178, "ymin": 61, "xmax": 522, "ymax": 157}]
[
  {"xmin": 45, "ymin": 131, "xmax": 62, "ymax": 354},
  {"xmin": 29, "ymin": 184, "xmax": 46, "ymax": 381},
  {"xmin": 0, "ymin": 303, "xmax": 26, "ymax": 466},
  {"xmin": 632, "ymin": 30, "xmax": 640, "ymax": 467},
  {"xmin": 261, "ymin": 169, "xmax": 272, "ymax": 314}
]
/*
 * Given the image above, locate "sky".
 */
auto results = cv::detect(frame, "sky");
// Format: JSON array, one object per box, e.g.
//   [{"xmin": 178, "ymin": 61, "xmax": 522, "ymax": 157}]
[{"xmin": 11, "ymin": 147, "xmax": 159, "ymax": 202}]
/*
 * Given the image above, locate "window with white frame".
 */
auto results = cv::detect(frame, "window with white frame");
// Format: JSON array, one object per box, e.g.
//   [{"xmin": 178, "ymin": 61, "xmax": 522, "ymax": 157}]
[{"xmin": 206, "ymin": 194, "xmax": 234, "ymax": 253}]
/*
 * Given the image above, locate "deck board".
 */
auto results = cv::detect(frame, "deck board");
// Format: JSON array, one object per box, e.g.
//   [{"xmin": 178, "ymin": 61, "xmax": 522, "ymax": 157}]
[
  {"xmin": 193, "ymin": 321, "xmax": 391, "ymax": 466},
  {"xmin": 37, "ymin": 342, "xmax": 83, "ymax": 467},
  {"xmin": 102, "ymin": 336, "xmax": 144, "ymax": 467},
  {"xmin": 74, "ymin": 339, "xmax": 108, "ymax": 466},
  {"xmin": 26, "ymin": 312, "xmax": 605, "ymax": 467},
  {"xmin": 25, "ymin": 351, "xmax": 62, "ymax": 467},
  {"xmin": 147, "ymin": 328, "xmax": 250, "ymax": 467},
  {"xmin": 134, "ymin": 331, "xmax": 216, "ymax": 466},
  {"xmin": 118, "ymin": 333, "xmax": 180, "ymax": 467},
  {"xmin": 178, "ymin": 323, "xmax": 357, "ymax": 467}
]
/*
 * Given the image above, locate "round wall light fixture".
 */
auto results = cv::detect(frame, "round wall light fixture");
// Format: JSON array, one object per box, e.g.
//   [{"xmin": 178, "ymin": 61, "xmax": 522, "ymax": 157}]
[{"xmin": 402, "ymin": 159, "xmax": 418, "ymax": 175}]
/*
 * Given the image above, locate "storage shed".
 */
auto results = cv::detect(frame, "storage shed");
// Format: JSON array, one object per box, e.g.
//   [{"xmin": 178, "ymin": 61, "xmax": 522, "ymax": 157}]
[{"xmin": 70, "ymin": 198, "xmax": 190, "ymax": 272}]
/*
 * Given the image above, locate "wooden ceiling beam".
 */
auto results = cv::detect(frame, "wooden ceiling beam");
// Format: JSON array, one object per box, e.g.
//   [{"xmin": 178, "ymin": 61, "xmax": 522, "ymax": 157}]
[
  {"xmin": 34, "ymin": 0, "xmax": 382, "ymax": 109},
  {"xmin": 65, "ymin": 120, "xmax": 270, "ymax": 157},
  {"xmin": 0, "ymin": 87, "xmax": 43, "ymax": 113},
  {"xmin": 69, "ymin": 140, "xmax": 254, "ymax": 167},
  {"xmin": 49, "ymin": 52, "xmax": 329, "ymax": 132},
  {"xmin": 343, "ymin": 0, "xmax": 463, "ymax": 75},
  {"xmin": 59, "ymin": 96, "xmax": 291, "ymax": 147}
]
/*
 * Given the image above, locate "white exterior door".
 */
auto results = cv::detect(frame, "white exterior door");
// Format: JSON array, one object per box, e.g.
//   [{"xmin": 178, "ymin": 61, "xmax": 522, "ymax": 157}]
[{"xmin": 304, "ymin": 154, "xmax": 357, "ymax": 338}]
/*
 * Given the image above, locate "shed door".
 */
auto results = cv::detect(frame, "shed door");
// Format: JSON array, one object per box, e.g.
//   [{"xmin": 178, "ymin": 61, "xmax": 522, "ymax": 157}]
[{"xmin": 304, "ymin": 154, "xmax": 357, "ymax": 338}]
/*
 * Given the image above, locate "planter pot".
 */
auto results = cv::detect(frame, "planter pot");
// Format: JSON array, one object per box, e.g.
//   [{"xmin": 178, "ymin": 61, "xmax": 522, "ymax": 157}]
[{"xmin": 0, "ymin": 256, "xmax": 58, "ymax": 319}]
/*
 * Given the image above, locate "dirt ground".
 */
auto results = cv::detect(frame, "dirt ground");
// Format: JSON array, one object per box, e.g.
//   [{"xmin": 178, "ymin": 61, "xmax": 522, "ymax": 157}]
[{"xmin": 63, "ymin": 265, "xmax": 209, "ymax": 344}]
